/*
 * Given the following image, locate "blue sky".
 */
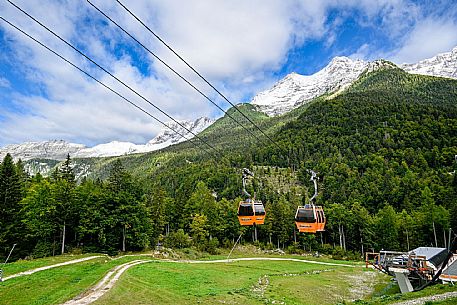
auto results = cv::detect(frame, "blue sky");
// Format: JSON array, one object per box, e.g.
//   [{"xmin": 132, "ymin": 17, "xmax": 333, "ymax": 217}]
[{"xmin": 1, "ymin": 0, "xmax": 457, "ymax": 147}]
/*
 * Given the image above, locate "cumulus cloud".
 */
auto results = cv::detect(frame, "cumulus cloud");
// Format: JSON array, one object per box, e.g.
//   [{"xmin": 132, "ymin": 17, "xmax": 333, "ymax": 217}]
[
  {"xmin": 349, "ymin": 43, "xmax": 371, "ymax": 60},
  {"xmin": 389, "ymin": 18, "xmax": 457, "ymax": 64},
  {"xmin": 0, "ymin": 0, "xmax": 455, "ymax": 147},
  {"xmin": 0, "ymin": 0, "xmax": 334, "ymax": 146}
]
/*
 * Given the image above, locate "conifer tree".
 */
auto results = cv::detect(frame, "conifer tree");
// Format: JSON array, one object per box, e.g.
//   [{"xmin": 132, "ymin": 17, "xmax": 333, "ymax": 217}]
[
  {"xmin": 60, "ymin": 154, "xmax": 75, "ymax": 184},
  {"xmin": 0, "ymin": 154, "xmax": 25, "ymax": 258},
  {"xmin": 54, "ymin": 154, "xmax": 77, "ymax": 254},
  {"xmin": 106, "ymin": 159, "xmax": 148, "ymax": 252},
  {"xmin": 145, "ymin": 188, "xmax": 168, "ymax": 247},
  {"xmin": 22, "ymin": 179, "xmax": 58, "ymax": 257}
]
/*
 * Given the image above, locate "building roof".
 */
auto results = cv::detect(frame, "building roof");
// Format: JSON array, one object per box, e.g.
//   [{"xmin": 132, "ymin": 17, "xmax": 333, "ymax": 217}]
[
  {"xmin": 409, "ymin": 247, "xmax": 449, "ymax": 269},
  {"xmin": 443, "ymin": 257, "xmax": 457, "ymax": 276}
]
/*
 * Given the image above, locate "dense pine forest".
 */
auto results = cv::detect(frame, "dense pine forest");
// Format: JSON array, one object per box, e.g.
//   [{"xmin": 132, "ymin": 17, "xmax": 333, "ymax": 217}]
[{"xmin": 1, "ymin": 66, "xmax": 457, "ymax": 261}]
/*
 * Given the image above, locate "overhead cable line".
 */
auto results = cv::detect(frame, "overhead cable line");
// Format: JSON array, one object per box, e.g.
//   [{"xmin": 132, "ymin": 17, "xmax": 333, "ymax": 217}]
[
  {"xmin": 6, "ymin": 0, "xmax": 223, "ymax": 158},
  {"xmin": 0, "ymin": 16, "xmax": 220, "ymax": 160},
  {"xmin": 114, "ymin": 0, "xmax": 284, "ymax": 152},
  {"xmin": 86, "ymin": 0, "xmax": 267, "ymax": 147}
]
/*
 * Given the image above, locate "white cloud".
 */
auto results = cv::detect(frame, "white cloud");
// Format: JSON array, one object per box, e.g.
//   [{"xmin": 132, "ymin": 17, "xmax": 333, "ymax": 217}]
[
  {"xmin": 349, "ymin": 43, "xmax": 371, "ymax": 60},
  {"xmin": 0, "ymin": 0, "xmax": 455, "ymax": 147},
  {"xmin": 0, "ymin": 77, "xmax": 10, "ymax": 88},
  {"xmin": 389, "ymin": 18, "xmax": 457, "ymax": 64},
  {"xmin": 0, "ymin": 0, "xmax": 334, "ymax": 146}
]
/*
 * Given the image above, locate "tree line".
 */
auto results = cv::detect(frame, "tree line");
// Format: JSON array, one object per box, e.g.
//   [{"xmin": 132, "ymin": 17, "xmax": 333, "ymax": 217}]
[{"xmin": 1, "ymin": 67, "xmax": 457, "ymax": 260}]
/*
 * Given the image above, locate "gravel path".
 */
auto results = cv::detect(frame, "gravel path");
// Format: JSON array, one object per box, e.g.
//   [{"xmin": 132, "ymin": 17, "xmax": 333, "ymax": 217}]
[
  {"xmin": 2, "ymin": 256, "xmax": 104, "ymax": 281},
  {"xmin": 392, "ymin": 291, "xmax": 457, "ymax": 305}
]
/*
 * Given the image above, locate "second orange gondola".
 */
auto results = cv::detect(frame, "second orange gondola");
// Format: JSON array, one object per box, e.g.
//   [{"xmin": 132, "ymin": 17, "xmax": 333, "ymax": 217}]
[
  {"xmin": 295, "ymin": 204, "xmax": 325, "ymax": 233},
  {"xmin": 295, "ymin": 170, "xmax": 326, "ymax": 233},
  {"xmin": 237, "ymin": 168, "xmax": 266, "ymax": 226}
]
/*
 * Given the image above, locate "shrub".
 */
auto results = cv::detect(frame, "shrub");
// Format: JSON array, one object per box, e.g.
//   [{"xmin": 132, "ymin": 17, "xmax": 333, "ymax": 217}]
[{"xmin": 163, "ymin": 229, "xmax": 191, "ymax": 249}]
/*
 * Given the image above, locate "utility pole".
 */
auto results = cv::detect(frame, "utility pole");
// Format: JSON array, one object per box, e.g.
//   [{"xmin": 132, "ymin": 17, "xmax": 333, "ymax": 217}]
[
  {"xmin": 449, "ymin": 228, "xmax": 452, "ymax": 251},
  {"xmin": 406, "ymin": 229, "xmax": 410, "ymax": 251},
  {"xmin": 433, "ymin": 222, "xmax": 438, "ymax": 248},
  {"xmin": 0, "ymin": 244, "xmax": 17, "ymax": 282}
]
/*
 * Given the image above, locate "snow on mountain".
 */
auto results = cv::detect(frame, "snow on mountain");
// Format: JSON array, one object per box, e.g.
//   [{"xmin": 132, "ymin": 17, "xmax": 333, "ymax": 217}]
[
  {"xmin": 0, "ymin": 140, "xmax": 86, "ymax": 161},
  {"xmin": 2, "ymin": 46, "xmax": 455, "ymax": 161},
  {"xmin": 147, "ymin": 117, "xmax": 214, "ymax": 146},
  {"xmin": 74, "ymin": 141, "xmax": 143, "ymax": 158},
  {"xmin": 0, "ymin": 117, "xmax": 214, "ymax": 161},
  {"xmin": 401, "ymin": 46, "xmax": 457, "ymax": 79},
  {"xmin": 251, "ymin": 57, "xmax": 369, "ymax": 116},
  {"xmin": 75, "ymin": 117, "xmax": 215, "ymax": 158},
  {"xmin": 251, "ymin": 46, "xmax": 457, "ymax": 116}
]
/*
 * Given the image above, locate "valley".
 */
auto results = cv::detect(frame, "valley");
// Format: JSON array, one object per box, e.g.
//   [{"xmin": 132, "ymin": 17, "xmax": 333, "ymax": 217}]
[{"xmin": 1, "ymin": 36, "xmax": 457, "ymax": 305}]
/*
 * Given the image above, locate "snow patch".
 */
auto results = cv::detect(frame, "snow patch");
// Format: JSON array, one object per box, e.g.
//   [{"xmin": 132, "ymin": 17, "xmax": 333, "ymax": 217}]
[
  {"xmin": 0, "ymin": 117, "xmax": 214, "ymax": 161},
  {"xmin": 401, "ymin": 46, "xmax": 457, "ymax": 79}
]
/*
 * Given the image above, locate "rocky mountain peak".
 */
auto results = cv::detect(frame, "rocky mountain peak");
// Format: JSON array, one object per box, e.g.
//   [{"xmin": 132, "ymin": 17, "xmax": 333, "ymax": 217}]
[
  {"xmin": 251, "ymin": 46, "xmax": 457, "ymax": 117},
  {"xmin": 251, "ymin": 57, "xmax": 369, "ymax": 116},
  {"xmin": 401, "ymin": 47, "xmax": 457, "ymax": 79}
]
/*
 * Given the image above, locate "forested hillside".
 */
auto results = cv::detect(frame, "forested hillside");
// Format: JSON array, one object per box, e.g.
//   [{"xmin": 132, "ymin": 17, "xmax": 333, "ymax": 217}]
[
  {"xmin": 255, "ymin": 66, "xmax": 457, "ymax": 251},
  {"xmin": 1, "ymin": 67, "xmax": 457, "ymax": 260}
]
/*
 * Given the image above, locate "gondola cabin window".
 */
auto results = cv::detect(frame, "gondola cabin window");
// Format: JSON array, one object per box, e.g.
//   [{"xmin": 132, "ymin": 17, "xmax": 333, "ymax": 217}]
[{"xmin": 238, "ymin": 203, "xmax": 254, "ymax": 216}]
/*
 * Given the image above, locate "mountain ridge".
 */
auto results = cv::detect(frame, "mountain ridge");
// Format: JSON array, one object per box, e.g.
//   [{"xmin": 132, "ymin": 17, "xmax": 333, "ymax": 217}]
[
  {"xmin": 0, "ymin": 116, "xmax": 214, "ymax": 161},
  {"xmin": 2, "ymin": 46, "xmax": 456, "ymax": 163},
  {"xmin": 251, "ymin": 46, "xmax": 457, "ymax": 116}
]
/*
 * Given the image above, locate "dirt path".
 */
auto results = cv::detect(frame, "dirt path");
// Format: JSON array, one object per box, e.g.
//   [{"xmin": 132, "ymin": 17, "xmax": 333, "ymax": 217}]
[
  {"xmin": 176, "ymin": 257, "xmax": 356, "ymax": 267},
  {"xmin": 59, "ymin": 257, "xmax": 357, "ymax": 305},
  {"xmin": 2, "ymin": 256, "xmax": 104, "ymax": 281},
  {"xmin": 62, "ymin": 260, "xmax": 153, "ymax": 305},
  {"xmin": 392, "ymin": 291, "xmax": 457, "ymax": 305}
]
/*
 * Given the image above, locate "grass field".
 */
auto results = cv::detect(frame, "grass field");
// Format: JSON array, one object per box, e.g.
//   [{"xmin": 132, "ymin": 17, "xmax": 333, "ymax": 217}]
[
  {"xmin": 93, "ymin": 260, "xmax": 376, "ymax": 305},
  {"xmin": 0, "ymin": 255, "xmax": 155, "ymax": 305},
  {"xmin": 1, "ymin": 253, "xmax": 101, "ymax": 277},
  {"xmin": 2, "ymin": 252, "xmax": 456, "ymax": 305}
]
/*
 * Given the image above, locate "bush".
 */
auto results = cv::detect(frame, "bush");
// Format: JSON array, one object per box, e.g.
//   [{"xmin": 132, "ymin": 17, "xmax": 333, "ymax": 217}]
[
  {"xmin": 206, "ymin": 237, "xmax": 220, "ymax": 254},
  {"xmin": 222, "ymin": 238, "xmax": 233, "ymax": 249},
  {"xmin": 287, "ymin": 242, "xmax": 304, "ymax": 254},
  {"xmin": 345, "ymin": 250, "xmax": 362, "ymax": 261},
  {"xmin": 31, "ymin": 241, "xmax": 53, "ymax": 258},
  {"xmin": 263, "ymin": 242, "xmax": 275, "ymax": 250},
  {"xmin": 163, "ymin": 229, "xmax": 191, "ymax": 249},
  {"xmin": 331, "ymin": 246, "xmax": 345, "ymax": 260},
  {"xmin": 68, "ymin": 247, "xmax": 83, "ymax": 255},
  {"xmin": 318, "ymin": 243, "xmax": 334, "ymax": 255}
]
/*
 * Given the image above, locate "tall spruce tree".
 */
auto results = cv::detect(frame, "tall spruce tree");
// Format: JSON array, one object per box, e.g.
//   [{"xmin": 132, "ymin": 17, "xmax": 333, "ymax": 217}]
[
  {"xmin": 107, "ymin": 159, "xmax": 149, "ymax": 252},
  {"xmin": 54, "ymin": 154, "xmax": 77, "ymax": 254},
  {"xmin": 0, "ymin": 154, "xmax": 25, "ymax": 258},
  {"xmin": 60, "ymin": 154, "xmax": 75, "ymax": 184}
]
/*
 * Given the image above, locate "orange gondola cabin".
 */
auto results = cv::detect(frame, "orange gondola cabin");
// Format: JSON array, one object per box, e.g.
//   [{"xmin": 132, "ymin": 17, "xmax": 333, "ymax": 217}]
[
  {"xmin": 237, "ymin": 168, "xmax": 266, "ymax": 226},
  {"xmin": 295, "ymin": 204, "xmax": 326, "ymax": 233},
  {"xmin": 237, "ymin": 199, "xmax": 266, "ymax": 226},
  {"xmin": 295, "ymin": 170, "xmax": 326, "ymax": 233}
]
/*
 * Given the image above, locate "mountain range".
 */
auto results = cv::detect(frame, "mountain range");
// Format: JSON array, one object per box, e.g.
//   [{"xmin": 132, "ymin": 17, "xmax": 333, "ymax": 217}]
[
  {"xmin": 251, "ymin": 46, "xmax": 457, "ymax": 116},
  {"xmin": 1, "ymin": 46, "xmax": 456, "ymax": 162},
  {"xmin": 0, "ymin": 117, "xmax": 214, "ymax": 161}
]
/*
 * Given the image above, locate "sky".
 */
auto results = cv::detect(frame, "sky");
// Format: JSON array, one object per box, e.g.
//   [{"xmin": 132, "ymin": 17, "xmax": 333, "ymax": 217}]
[{"xmin": 1, "ymin": 0, "xmax": 457, "ymax": 147}]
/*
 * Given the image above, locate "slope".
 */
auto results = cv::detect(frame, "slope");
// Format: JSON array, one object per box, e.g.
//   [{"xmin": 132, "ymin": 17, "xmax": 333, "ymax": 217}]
[
  {"xmin": 253, "ymin": 66, "xmax": 457, "ymax": 246},
  {"xmin": 28, "ymin": 101, "xmax": 312, "ymax": 182}
]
